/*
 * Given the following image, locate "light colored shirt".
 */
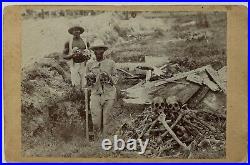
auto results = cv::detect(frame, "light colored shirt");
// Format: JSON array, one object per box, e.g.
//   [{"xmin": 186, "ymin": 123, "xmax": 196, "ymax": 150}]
[{"xmin": 86, "ymin": 58, "xmax": 118, "ymax": 100}]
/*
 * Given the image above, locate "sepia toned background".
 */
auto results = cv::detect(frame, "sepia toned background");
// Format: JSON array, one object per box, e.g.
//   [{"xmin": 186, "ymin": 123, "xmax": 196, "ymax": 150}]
[{"xmin": 4, "ymin": 5, "xmax": 248, "ymax": 162}]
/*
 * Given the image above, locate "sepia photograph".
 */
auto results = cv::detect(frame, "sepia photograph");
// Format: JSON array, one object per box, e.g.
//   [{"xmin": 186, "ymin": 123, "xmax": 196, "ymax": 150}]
[{"xmin": 19, "ymin": 8, "xmax": 228, "ymax": 159}]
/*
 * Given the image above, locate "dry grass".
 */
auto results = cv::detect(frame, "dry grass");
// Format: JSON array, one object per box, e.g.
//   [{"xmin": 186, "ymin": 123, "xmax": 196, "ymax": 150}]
[{"xmin": 21, "ymin": 12, "xmax": 226, "ymax": 158}]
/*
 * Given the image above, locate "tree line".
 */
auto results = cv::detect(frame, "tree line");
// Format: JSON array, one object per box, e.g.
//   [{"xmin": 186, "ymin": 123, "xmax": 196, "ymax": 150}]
[
  {"xmin": 21, "ymin": 9, "xmax": 105, "ymax": 19},
  {"xmin": 21, "ymin": 9, "xmax": 139, "ymax": 20}
]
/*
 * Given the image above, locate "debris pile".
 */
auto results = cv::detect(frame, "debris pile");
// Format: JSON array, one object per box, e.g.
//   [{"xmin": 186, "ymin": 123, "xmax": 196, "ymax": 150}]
[
  {"xmin": 122, "ymin": 65, "xmax": 226, "ymax": 106},
  {"xmin": 118, "ymin": 64, "xmax": 226, "ymax": 158},
  {"xmin": 118, "ymin": 96, "xmax": 226, "ymax": 158}
]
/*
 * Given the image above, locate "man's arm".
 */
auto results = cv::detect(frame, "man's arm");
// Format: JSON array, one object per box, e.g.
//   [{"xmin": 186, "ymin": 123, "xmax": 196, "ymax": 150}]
[
  {"xmin": 62, "ymin": 41, "xmax": 73, "ymax": 60},
  {"xmin": 63, "ymin": 41, "xmax": 69, "ymax": 55}
]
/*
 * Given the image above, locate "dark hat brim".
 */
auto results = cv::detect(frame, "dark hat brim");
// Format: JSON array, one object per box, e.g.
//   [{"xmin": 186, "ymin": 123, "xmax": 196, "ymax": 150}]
[
  {"xmin": 68, "ymin": 26, "xmax": 84, "ymax": 35},
  {"xmin": 90, "ymin": 46, "xmax": 108, "ymax": 51}
]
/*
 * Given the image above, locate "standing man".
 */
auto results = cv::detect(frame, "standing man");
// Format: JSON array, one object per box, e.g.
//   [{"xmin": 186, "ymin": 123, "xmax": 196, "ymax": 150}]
[
  {"xmin": 63, "ymin": 25, "xmax": 93, "ymax": 89},
  {"xmin": 86, "ymin": 39, "xmax": 118, "ymax": 137}
]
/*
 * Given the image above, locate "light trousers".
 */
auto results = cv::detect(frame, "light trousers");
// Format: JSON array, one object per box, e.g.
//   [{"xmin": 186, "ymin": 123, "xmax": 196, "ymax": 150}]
[
  {"xmin": 69, "ymin": 61, "xmax": 87, "ymax": 89},
  {"xmin": 90, "ymin": 94, "xmax": 115, "ymax": 134}
]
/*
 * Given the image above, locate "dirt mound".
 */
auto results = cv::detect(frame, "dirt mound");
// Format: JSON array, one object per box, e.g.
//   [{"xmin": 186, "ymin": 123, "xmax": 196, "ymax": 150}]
[
  {"xmin": 21, "ymin": 52, "xmax": 142, "ymax": 157},
  {"xmin": 21, "ymin": 52, "xmax": 87, "ymax": 156}
]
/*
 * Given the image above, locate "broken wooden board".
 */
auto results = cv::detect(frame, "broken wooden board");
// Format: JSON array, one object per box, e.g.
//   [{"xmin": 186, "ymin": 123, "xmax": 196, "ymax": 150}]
[
  {"xmin": 117, "ymin": 68, "xmax": 135, "ymax": 77},
  {"xmin": 186, "ymin": 74, "xmax": 203, "ymax": 85},
  {"xmin": 122, "ymin": 80, "xmax": 154, "ymax": 105},
  {"xmin": 186, "ymin": 72, "xmax": 219, "ymax": 92},
  {"xmin": 200, "ymin": 71, "xmax": 220, "ymax": 92},
  {"xmin": 205, "ymin": 65, "xmax": 226, "ymax": 94},
  {"xmin": 122, "ymin": 65, "xmax": 226, "ymax": 105},
  {"xmin": 187, "ymin": 85, "xmax": 210, "ymax": 108},
  {"xmin": 155, "ymin": 65, "xmax": 210, "ymax": 87},
  {"xmin": 150, "ymin": 78, "xmax": 201, "ymax": 104},
  {"xmin": 203, "ymin": 76, "xmax": 219, "ymax": 91},
  {"xmin": 201, "ymin": 91, "xmax": 227, "ymax": 114},
  {"xmin": 155, "ymin": 65, "xmax": 222, "ymax": 92}
]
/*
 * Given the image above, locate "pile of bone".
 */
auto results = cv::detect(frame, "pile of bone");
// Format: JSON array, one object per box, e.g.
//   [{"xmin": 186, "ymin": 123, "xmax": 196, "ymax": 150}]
[{"xmin": 119, "ymin": 96, "xmax": 226, "ymax": 158}]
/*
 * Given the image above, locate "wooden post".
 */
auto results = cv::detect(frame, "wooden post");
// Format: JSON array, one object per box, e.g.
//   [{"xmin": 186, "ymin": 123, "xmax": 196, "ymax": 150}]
[
  {"xmin": 84, "ymin": 88, "xmax": 89, "ymax": 143},
  {"xmin": 84, "ymin": 88, "xmax": 94, "ymax": 142}
]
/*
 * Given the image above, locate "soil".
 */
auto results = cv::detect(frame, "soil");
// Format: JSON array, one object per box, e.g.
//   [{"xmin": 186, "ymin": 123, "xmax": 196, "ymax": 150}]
[{"xmin": 21, "ymin": 11, "xmax": 226, "ymax": 158}]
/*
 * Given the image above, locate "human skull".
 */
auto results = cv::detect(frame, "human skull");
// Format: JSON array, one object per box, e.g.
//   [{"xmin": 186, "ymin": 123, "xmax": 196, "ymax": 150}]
[
  {"xmin": 72, "ymin": 47, "xmax": 81, "ymax": 54},
  {"xmin": 100, "ymin": 72, "xmax": 112, "ymax": 85},
  {"xmin": 166, "ymin": 96, "xmax": 180, "ymax": 111},
  {"xmin": 151, "ymin": 96, "xmax": 166, "ymax": 114}
]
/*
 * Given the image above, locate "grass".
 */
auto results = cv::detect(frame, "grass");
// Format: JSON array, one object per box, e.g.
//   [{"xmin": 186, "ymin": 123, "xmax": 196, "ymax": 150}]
[{"xmin": 21, "ymin": 12, "xmax": 227, "ymax": 158}]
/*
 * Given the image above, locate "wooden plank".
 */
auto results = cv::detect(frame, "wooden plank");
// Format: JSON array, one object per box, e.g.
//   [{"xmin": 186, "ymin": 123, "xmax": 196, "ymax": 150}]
[
  {"xmin": 186, "ymin": 74, "xmax": 203, "ymax": 85},
  {"xmin": 186, "ymin": 85, "xmax": 210, "ymax": 108},
  {"xmin": 155, "ymin": 65, "xmax": 210, "ymax": 87},
  {"xmin": 199, "ymin": 71, "xmax": 220, "ymax": 91},
  {"xmin": 205, "ymin": 65, "xmax": 226, "ymax": 93},
  {"xmin": 203, "ymin": 76, "xmax": 220, "ymax": 91},
  {"xmin": 117, "ymin": 68, "xmax": 135, "ymax": 77}
]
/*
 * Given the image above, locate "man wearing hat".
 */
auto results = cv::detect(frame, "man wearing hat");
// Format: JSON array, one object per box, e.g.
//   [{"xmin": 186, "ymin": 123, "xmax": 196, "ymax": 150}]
[
  {"xmin": 85, "ymin": 39, "xmax": 118, "ymax": 137},
  {"xmin": 63, "ymin": 25, "xmax": 93, "ymax": 89}
]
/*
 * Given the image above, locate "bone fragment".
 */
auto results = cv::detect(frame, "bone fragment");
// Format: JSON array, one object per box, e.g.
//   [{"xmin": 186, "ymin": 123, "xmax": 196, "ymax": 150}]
[{"xmin": 158, "ymin": 113, "xmax": 187, "ymax": 149}]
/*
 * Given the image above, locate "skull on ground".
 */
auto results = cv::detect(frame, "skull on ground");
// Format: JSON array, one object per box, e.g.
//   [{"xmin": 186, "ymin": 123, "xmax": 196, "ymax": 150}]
[
  {"xmin": 151, "ymin": 96, "xmax": 166, "ymax": 114},
  {"xmin": 166, "ymin": 96, "xmax": 181, "ymax": 111}
]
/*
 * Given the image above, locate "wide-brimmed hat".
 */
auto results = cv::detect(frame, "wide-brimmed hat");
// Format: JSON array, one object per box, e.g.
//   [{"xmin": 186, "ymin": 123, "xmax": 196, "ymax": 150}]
[
  {"xmin": 90, "ymin": 39, "xmax": 108, "ymax": 50},
  {"xmin": 68, "ymin": 26, "xmax": 84, "ymax": 35}
]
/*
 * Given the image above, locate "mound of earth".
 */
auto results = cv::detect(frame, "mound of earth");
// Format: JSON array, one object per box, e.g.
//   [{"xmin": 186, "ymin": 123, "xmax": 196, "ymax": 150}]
[
  {"xmin": 21, "ymin": 52, "xmax": 138, "ymax": 157},
  {"xmin": 21, "ymin": 52, "xmax": 88, "ymax": 156}
]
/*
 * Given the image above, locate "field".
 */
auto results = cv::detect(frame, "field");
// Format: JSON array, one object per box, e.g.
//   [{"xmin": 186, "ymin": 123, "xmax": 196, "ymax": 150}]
[{"xmin": 21, "ymin": 11, "xmax": 226, "ymax": 158}]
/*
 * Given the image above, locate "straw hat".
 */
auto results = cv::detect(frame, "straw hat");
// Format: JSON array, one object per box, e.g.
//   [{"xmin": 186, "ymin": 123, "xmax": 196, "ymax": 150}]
[
  {"xmin": 68, "ymin": 26, "xmax": 84, "ymax": 35},
  {"xmin": 90, "ymin": 39, "xmax": 108, "ymax": 51}
]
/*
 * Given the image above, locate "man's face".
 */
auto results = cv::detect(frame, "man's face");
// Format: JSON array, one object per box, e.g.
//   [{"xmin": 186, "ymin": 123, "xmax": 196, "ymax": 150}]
[
  {"xmin": 94, "ymin": 47, "xmax": 106, "ymax": 61},
  {"xmin": 73, "ymin": 30, "xmax": 81, "ymax": 37}
]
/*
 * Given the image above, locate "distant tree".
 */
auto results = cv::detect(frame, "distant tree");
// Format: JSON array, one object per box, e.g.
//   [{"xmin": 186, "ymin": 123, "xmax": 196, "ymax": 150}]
[
  {"xmin": 90, "ymin": 10, "xmax": 96, "ymax": 15},
  {"xmin": 74, "ymin": 10, "xmax": 80, "ymax": 16},
  {"xmin": 25, "ymin": 9, "xmax": 34, "ymax": 17},
  {"xmin": 51, "ymin": 11, "xmax": 57, "ymax": 17},
  {"xmin": 39, "ymin": 9, "xmax": 45, "ymax": 19},
  {"xmin": 44, "ymin": 11, "xmax": 50, "ymax": 17},
  {"xmin": 66, "ymin": 10, "xmax": 73, "ymax": 16},
  {"xmin": 59, "ymin": 10, "xmax": 65, "ymax": 16},
  {"xmin": 79, "ymin": 10, "xmax": 84, "ymax": 16}
]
